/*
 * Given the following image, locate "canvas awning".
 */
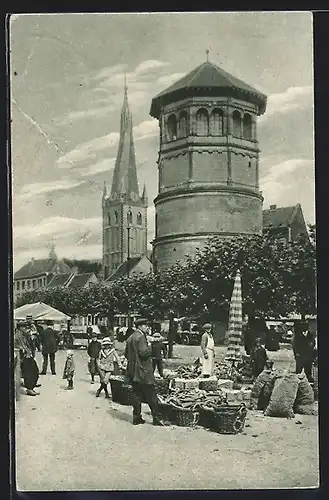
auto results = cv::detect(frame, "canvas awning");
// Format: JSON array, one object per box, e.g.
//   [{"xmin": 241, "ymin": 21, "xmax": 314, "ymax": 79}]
[{"xmin": 14, "ymin": 302, "xmax": 71, "ymax": 321}]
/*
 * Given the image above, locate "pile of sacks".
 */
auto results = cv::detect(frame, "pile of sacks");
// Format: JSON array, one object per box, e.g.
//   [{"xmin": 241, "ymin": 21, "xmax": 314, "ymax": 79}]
[{"xmin": 250, "ymin": 367, "xmax": 317, "ymax": 418}]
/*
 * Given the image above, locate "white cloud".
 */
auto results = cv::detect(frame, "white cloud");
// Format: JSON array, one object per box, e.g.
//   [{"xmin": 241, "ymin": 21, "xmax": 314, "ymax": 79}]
[
  {"xmin": 134, "ymin": 119, "xmax": 158, "ymax": 141},
  {"xmin": 55, "ymin": 105, "xmax": 116, "ymax": 126},
  {"xmin": 90, "ymin": 64, "xmax": 128, "ymax": 82},
  {"xmin": 16, "ymin": 179, "xmax": 86, "ymax": 200},
  {"xmin": 156, "ymin": 72, "xmax": 186, "ymax": 88},
  {"xmin": 260, "ymin": 86, "xmax": 313, "ymax": 122},
  {"xmin": 57, "ymin": 132, "xmax": 120, "ymax": 168},
  {"xmin": 80, "ymin": 158, "xmax": 116, "ymax": 177},
  {"xmin": 135, "ymin": 60, "xmax": 169, "ymax": 74},
  {"xmin": 14, "ymin": 215, "xmax": 101, "ymax": 243},
  {"xmin": 260, "ymin": 158, "xmax": 312, "ymax": 205}
]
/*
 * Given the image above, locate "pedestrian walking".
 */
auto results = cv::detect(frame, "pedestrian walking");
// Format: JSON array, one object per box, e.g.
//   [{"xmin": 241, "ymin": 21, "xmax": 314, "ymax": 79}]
[
  {"xmin": 151, "ymin": 332, "xmax": 166, "ymax": 378},
  {"xmin": 39, "ymin": 320, "xmax": 60, "ymax": 375},
  {"xmin": 62, "ymin": 350, "xmax": 75, "ymax": 389},
  {"xmin": 96, "ymin": 337, "xmax": 122, "ymax": 398},
  {"xmin": 14, "ymin": 321, "xmax": 40, "ymax": 396},
  {"xmin": 125, "ymin": 318, "xmax": 164, "ymax": 426},
  {"xmin": 292, "ymin": 321, "xmax": 316, "ymax": 383},
  {"xmin": 87, "ymin": 331, "xmax": 101, "ymax": 384},
  {"xmin": 200, "ymin": 323, "xmax": 215, "ymax": 378},
  {"xmin": 250, "ymin": 337, "xmax": 268, "ymax": 378}
]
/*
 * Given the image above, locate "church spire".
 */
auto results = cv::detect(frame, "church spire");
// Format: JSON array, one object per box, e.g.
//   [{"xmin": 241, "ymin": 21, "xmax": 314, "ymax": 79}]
[
  {"xmin": 102, "ymin": 180, "xmax": 107, "ymax": 198},
  {"xmin": 111, "ymin": 78, "xmax": 140, "ymax": 199}
]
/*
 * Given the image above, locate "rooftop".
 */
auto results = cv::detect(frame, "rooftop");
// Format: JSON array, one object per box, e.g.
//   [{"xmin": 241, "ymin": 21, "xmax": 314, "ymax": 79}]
[{"xmin": 262, "ymin": 205, "xmax": 297, "ymax": 229}]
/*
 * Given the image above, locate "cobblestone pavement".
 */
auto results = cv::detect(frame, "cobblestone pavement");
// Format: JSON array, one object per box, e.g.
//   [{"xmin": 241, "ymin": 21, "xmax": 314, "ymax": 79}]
[{"xmin": 14, "ymin": 348, "xmax": 319, "ymax": 491}]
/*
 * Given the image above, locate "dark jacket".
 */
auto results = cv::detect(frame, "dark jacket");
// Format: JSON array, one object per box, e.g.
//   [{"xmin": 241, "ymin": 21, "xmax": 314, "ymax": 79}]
[
  {"xmin": 151, "ymin": 338, "xmax": 166, "ymax": 359},
  {"xmin": 125, "ymin": 329, "xmax": 155, "ymax": 385},
  {"xmin": 293, "ymin": 331, "xmax": 315, "ymax": 362},
  {"xmin": 87, "ymin": 340, "xmax": 101, "ymax": 358},
  {"xmin": 40, "ymin": 327, "xmax": 60, "ymax": 354},
  {"xmin": 250, "ymin": 344, "xmax": 268, "ymax": 377}
]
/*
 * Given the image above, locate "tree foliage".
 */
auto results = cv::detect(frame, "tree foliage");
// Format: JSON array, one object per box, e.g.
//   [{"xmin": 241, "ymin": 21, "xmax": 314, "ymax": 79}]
[{"xmin": 16, "ymin": 234, "xmax": 316, "ymax": 320}]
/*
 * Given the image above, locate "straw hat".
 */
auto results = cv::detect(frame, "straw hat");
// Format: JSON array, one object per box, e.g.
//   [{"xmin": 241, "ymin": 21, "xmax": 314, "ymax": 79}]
[{"xmin": 202, "ymin": 323, "xmax": 212, "ymax": 331}]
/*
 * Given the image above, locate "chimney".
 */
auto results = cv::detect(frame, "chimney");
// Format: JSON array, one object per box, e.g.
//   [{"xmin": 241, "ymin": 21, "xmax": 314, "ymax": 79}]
[
  {"xmin": 270, "ymin": 204, "xmax": 277, "ymax": 211},
  {"xmin": 71, "ymin": 265, "xmax": 79, "ymax": 275}
]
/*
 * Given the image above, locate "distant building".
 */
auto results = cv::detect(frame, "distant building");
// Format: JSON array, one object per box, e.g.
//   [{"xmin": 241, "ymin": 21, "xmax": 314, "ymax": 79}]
[
  {"xmin": 47, "ymin": 272, "xmax": 98, "ymax": 289},
  {"xmin": 262, "ymin": 203, "xmax": 309, "ymax": 243},
  {"xmin": 13, "ymin": 245, "xmax": 71, "ymax": 305},
  {"xmin": 149, "ymin": 57, "xmax": 267, "ymax": 271},
  {"xmin": 102, "ymin": 80, "xmax": 148, "ymax": 280},
  {"xmin": 106, "ymin": 255, "xmax": 152, "ymax": 282}
]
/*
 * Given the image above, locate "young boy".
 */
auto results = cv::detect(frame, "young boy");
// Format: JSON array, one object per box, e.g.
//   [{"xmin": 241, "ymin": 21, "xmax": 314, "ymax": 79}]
[
  {"xmin": 63, "ymin": 350, "xmax": 75, "ymax": 390},
  {"xmin": 96, "ymin": 338, "xmax": 122, "ymax": 398},
  {"xmin": 151, "ymin": 332, "xmax": 167, "ymax": 378},
  {"xmin": 87, "ymin": 331, "xmax": 101, "ymax": 384}
]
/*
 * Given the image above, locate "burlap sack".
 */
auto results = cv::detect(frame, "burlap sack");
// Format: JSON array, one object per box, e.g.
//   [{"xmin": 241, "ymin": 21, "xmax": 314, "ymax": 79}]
[
  {"xmin": 249, "ymin": 370, "xmax": 274, "ymax": 410},
  {"xmin": 264, "ymin": 373, "xmax": 299, "ymax": 418},
  {"xmin": 294, "ymin": 372, "xmax": 314, "ymax": 407},
  {"xmin": 294, "ymin": 403, "xmax": 318, "ymax": 416}
]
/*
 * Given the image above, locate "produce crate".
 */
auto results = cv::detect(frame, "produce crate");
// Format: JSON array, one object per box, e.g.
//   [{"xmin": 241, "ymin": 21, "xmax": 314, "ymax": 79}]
[
  {"xmin": 109, "ymin": 377, "xmax": 134, "ymax": 405},
  {"xmin": 199, "ymin": 403, "xmax": 247, "ymax": 434},
  {"xmin": 158, "ymin": 401, "xmax": 175, "ymax": 424},
  {"xmin": 199, "ymin": 378, "xmax": 219, "ymax": 392}
]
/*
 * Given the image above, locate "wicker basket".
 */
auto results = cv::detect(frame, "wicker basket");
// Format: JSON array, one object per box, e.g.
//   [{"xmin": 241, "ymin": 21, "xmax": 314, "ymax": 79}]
[
  {"xmin": 168, "ymin": 403, "xmax": 200, "ymax": 427},
  {"xmin": 199, "ymin": 403, "xmax": 247, "ymax": 434},
  {"xmin": 158, "ymin": 401, "xmax": 174, "ymax": 423},
  {"xmin": 155, "ymin": 378, "xmax": 171, "ymax": 395},
  {"xmin": 109, "ymin": 378, "xmax": 134, "ymax": 405}
]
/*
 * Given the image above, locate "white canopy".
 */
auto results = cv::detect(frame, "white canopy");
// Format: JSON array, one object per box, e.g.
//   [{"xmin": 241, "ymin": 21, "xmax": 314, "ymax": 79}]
[{"xmin": 14, "ymin": 302, "xmax": 71, "ymax": 322}]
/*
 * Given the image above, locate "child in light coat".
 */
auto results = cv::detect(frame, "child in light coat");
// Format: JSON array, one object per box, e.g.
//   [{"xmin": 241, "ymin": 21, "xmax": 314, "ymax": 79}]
[
  {"xmin": 63, "ymin": 350, "xmax": 75, "ymax": 389},
  {"xmin": 96, "ymin": 337, "xmax": 122, "ymax": 398}
]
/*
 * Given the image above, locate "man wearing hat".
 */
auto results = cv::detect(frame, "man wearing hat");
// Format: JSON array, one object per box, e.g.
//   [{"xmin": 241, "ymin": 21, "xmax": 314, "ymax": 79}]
[
  {"xmin": 39, "ymin": 320, "xmax": 60, "ymax": 375},
  {"xmin": 200, "ymin": 323, "xmax": 215, "ymax": 378},
  {"xmin": 125, "ymin": 318, "xmax": 164, "ymax": 426}
]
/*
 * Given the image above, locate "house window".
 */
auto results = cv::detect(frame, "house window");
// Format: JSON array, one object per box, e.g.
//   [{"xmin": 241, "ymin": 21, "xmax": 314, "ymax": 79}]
[
  {"xmin": 16, "ymin": 281, "xmax": 20, "ymax": 291},
  {"xmin": 22, "ymin": 281, "xmax": 25, "ymax": 290},
  {"xmin": 196, "ymin": 108, "xmax": 209, "ymax": 136},
  {"xmin": 127, "ymin": 210, "xmax": 133, "ymax": 225},
  {"xmin": 210, "ymin": 108, "xmax": 223, "ymax": 136},
  {"xmin": 27, "ymin": 280, "xmax": 31, "ymax": 289},
  {"xmin": 107, "ymin": 214, "xmax": 111, "ymax": 226},
  {"xmin": 167, "ymin": 114, "xmax": 177, "ymax": 141},
  {"xmin": 114, "ymin": 211, "xmax": 119, "ymax": 225},
  {"xmin": 178, "ymin": 111, "xmax": 188, "ymax": 138},
  {"xmin": 243, "ymin": 113, "xmax": 252, "ymax": 140},
  {"xmin": 32, "ymin": 279, "xmax": 36, "ymax": 288},
  {"xmin": 233, "ymin": 110, "xmax": 241, "ymax": 137},
  {"xmin": 137, "ymin": 212, "xmax": 142, "ymax": 225}
]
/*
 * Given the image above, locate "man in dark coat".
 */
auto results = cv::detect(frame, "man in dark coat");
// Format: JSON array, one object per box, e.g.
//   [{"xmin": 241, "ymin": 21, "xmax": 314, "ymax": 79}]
[
  {"xmin": 292, "ymin": 321, "xmax": 315, "ymax": 382},
  {"xmin": 39, "ymin": 320, "xmax": 60, "ymax": 375},
  {"xmin": 125, "ymin": 318, "xmax": 164, "ymax": 426}
]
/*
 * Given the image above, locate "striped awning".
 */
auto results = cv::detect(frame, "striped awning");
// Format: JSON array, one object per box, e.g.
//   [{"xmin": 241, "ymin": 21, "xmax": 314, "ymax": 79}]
[{"xmin": 225, "ymin": 270, "xmax": 243, "ymax": 363}]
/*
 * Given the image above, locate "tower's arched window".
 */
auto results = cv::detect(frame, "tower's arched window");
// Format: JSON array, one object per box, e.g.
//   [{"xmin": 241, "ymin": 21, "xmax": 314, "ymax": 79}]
[
  {"xmin": 137, "ymin": 212, "xmax": 142, "ymax": 225},
  {"xmin": 107, "ymin": 214, "xmax": 111, "ymax": 226},
  {"xmin": 233, "ymin": 110, "xmax": 241, "ymax": 138},
  {"xmin": 127, "ymin": 210, "xmax": 133, "ymax": 225},
  {"xmin": 196, "ymin": 108, "xmax": 209, "ymax": 136},
  {"xmin": 178, "ymin": 111, "xmax": 188, "ymax": 138},
  {"xmin": 210, "ymin": 108, "xmax": 224, "ymax": 136},
  {"xmin": 243, "ymin": 113, "xmax": 252, "ymax": 140},
  {"xmin": 167, "ymin": 114, "xmax": 177, "ymax": 141},
  {"xmin": 114, "ymin": 211, "xmax": 119, "ymax": 225}
]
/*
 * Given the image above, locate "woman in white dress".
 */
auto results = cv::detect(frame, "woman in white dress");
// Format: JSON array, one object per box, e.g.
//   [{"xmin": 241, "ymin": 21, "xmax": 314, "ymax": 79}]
[{"xmin": 200, "ymin": 323, "xmax": 215, "ymax": 377}]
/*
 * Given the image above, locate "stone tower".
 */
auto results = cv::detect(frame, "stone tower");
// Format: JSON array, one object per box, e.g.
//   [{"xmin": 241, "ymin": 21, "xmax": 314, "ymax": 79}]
[
  {"xmin": 102, "ymin": 82, "xmax": 148, "ymax": 279},
  {"xmin": 149, "ymin": 57, "xmax": 267, "ymax": 271}
]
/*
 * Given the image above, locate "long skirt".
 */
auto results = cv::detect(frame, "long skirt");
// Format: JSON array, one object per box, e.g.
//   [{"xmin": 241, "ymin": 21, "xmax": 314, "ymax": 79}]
[
  {"xmin": 21, "ymin": 357, "xmax": 39, "ymax": 390},
  {"xmin": 201, "ymin": 349, "xmax": 215, "ymax": 376}
]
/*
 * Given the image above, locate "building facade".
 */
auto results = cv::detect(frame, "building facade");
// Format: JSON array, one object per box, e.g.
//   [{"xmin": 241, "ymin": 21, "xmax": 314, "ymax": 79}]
[
  {"xmin": 13, "ymin": 245, "xmax": 71, "ymax": 305},
  {"xmin": 150, "ymin": 59, "xmax": 267, "ymax": 271},
  {"xmin": 262, "ymin": 203, "xmax": 309, "ymax": 243},
  {"xmin": 102, "ymin": 83, "xmax": 148, "ymax": 279}
]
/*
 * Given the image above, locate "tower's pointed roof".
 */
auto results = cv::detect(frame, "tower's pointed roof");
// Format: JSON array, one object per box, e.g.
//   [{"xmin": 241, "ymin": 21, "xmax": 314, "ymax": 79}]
[
  {"xmin": 111, "ymin": 81, "xmax": 140, "ymax": 199},
  {"xmin": 150, "ymin": 60, "xmax": 267, "ymax": 119}
]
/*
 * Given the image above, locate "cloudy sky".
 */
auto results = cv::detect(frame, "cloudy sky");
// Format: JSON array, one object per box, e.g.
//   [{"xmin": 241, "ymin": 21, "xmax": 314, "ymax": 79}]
[{"xmin": 10, "ymin": 12, "xmax": 314, "ymax": 271}]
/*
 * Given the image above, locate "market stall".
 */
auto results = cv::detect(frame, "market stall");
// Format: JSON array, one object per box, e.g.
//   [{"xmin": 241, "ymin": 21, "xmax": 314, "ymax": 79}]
[{"xmin": 14, "ymin": 302, "xmax": 71, "ymax": 322}]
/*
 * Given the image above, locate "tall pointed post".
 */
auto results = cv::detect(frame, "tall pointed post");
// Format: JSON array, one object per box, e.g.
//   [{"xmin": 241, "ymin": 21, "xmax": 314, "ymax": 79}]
[{"xmin": 225, "ymin": 269, "xmax": 243, "ymax": 364}]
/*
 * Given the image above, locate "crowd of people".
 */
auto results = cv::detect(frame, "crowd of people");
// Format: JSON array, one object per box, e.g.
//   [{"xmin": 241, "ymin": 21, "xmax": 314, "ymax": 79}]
[{"xmin": 14, "ymin": 314, "xmax": 317, "ymax": 425}]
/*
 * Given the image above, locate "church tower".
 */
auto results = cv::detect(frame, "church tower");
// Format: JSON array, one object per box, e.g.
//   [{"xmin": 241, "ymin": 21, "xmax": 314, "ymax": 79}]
[
  {"xmin": 102, "ymin": 81, "xmax": 148, "ymax": 279},
  {"xmin": 150, "ymin": 55, "xmax": 267, "ymax": 271}
]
